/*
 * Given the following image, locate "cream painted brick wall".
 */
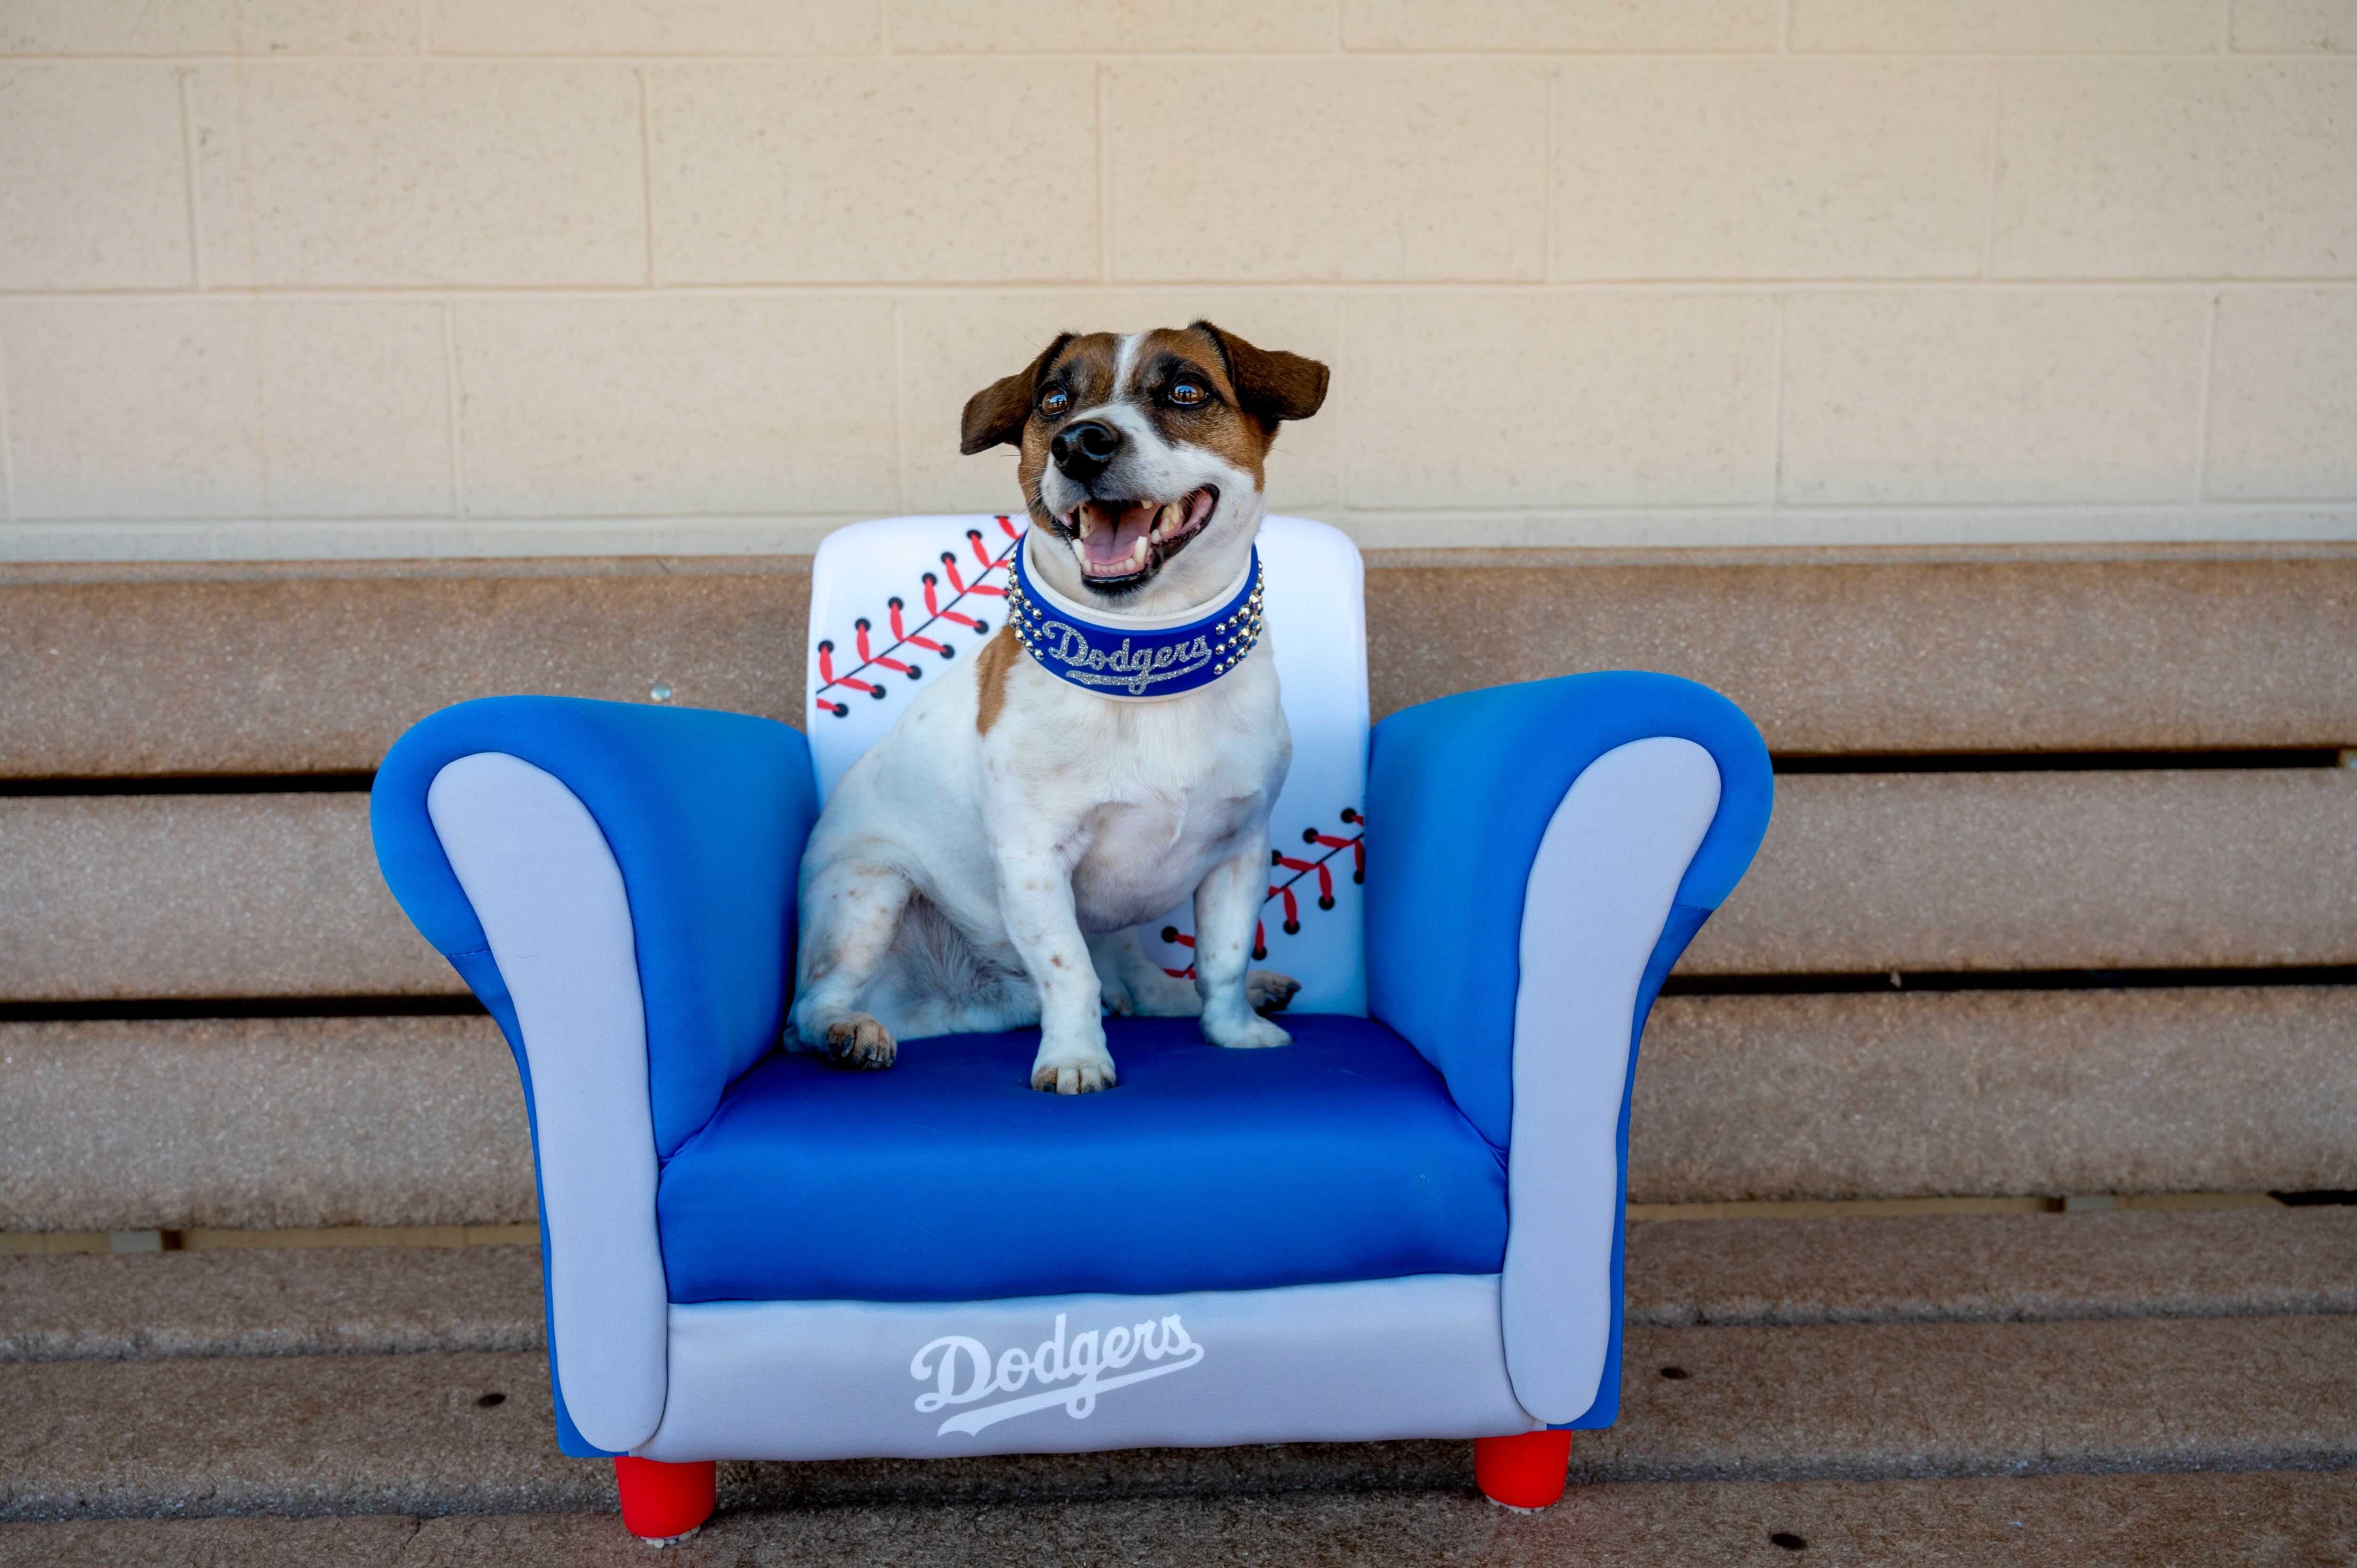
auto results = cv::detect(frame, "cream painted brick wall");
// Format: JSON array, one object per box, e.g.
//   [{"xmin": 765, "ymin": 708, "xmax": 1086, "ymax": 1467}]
[
  {"xmin": 425, "ymin": 0, "xmax": 877, "ymax": 56},
  {"xmin": 1991, "ymin": 61, "xmax": 2357, "ymax": 279},
  {"xmin": 190, "ymin": 63, "xmax": 647, "ymax": 287},
  {"xmin": 255, "ymin": 303, "xmax": 454, "ymax": 518},
  {"xmin": 0, "ymin": 1, "xmax": 420, "ymax": 56},
  {"xmin": 0, "ymin": 4, "xmax": 2349, "ymax": 559},
  {"xmin": 3, "ymin": 302, "xmax": 268, "ymax": 518},
  {"xmin": 1345, "ymin": 293, "xmax": 1777, "ymax": 507},
  {"xmin": 2208, "ymin": 289, "xmax": 2357, "ymax": 501},
  {"xmin": 0, "ymin": 66, "xmax": 192, "ymax": 289},
  {"xmin": 1780, "ymin": 291, "xmax": 2210, "ymax": 505},
  {"xmin": 1104, "ymin": 60, "xmax": 1549, "ymax": 283},
  {"xmin": 1789, "ymin": 0, "xmax": 2223, "ymax": 54},
  {"xmin": 1552, "ymin": 60, "xmax": 1988, "ymax": 280},
  {"xmin": 451, "ymin": 296, "xmax": 899, "ymax": 518},
  {"xmin": 0, "ymin": 299, "xmax": 451, "ymax": 520},
  {"xmin": 2231, "ymin": 0, "xmax": 2357, "ymax": 52},
  {"xmin": 893, "ymin": 0, "xmax": 1338, "ymax": 53},
  {"xmin": 649, "ymin": 62, "xmax": 1098, "ymax": 284},
  {"xmin": 1339, "ymin": 0, "xmax": 1779, "ymax": 52}
]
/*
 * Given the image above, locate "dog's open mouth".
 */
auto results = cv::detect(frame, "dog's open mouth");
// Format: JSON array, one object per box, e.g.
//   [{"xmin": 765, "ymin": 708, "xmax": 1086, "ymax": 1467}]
[{"xmin": 1060, "ymin": 487, "xmax": 1218, "ymax": 588}]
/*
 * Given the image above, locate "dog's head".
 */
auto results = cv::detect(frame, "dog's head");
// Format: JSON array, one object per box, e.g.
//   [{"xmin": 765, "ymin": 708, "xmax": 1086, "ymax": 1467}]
[{"xmin": 960, "ymin": 322, "xmax": 1327, "ymax": 606}]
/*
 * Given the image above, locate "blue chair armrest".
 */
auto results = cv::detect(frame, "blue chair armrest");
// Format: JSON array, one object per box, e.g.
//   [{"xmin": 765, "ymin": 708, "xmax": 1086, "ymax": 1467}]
[
  {"xmin": 372, "ymin": 695, "xmax": 819, "ymax": 1158},
  {"xmin": 371, "ymin": 696, "xmax": 817, "ymax": 1458},
  {"xmin": 1367, "ymin": 671, "xmax": 1771, "ymax": 1431},
  {"xmin": 1366, "ymin": 671, "xmax": 1771, "ymax": 1147}
]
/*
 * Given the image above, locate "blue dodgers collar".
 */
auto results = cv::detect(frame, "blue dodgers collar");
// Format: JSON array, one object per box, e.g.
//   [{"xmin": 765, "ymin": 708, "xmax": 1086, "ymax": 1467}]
[{"xmin": 1007, "ymin": 536, "xmax": 1265, "ymax": 701}]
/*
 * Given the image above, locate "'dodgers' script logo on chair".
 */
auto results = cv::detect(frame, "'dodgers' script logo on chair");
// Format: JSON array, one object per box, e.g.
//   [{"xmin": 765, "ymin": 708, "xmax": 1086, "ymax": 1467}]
[{"xmin": 910, "ymin": 1312, "xmax": 1206, "ymax": 1436}]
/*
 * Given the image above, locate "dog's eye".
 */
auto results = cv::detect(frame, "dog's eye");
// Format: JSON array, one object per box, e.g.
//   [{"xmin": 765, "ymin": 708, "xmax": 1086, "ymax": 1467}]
[
  {"xmin": 1038, "ymin": 388, "xmax": 1070, "ymax": 418},
  {"xmin": 1167, "ymin": 380, "xmax": 1206, "ymax": 408}
]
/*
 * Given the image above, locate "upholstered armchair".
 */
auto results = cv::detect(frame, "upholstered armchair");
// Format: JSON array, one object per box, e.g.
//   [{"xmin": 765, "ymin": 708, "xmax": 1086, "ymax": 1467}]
[{"xmin": 371, "ymin": 516, "xmax": 1771, "ymax": 1543}]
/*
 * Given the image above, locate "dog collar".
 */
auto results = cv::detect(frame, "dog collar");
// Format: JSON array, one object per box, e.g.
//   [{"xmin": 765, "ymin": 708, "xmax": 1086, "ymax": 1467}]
[{"xmin": 1007, "ymin": 536, "xmax": 1265, "ymax": 701}]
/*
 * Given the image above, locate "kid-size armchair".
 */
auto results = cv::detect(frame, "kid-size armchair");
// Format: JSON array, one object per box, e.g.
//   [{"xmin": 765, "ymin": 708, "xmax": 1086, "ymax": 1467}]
[{"xmin": 370, "ymin": 516, "xmax": 1771, "ymax": 1543}]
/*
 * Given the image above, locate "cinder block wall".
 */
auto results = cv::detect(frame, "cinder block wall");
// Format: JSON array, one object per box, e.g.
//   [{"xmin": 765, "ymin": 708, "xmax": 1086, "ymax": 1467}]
[{"xmin": 0, "ymin": 0, "xmax": 2351, "ymax": 560}]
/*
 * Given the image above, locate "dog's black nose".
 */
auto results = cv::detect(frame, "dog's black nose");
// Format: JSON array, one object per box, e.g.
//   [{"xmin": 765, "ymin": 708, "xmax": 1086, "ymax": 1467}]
[{"xmin": 1050, "ymin": 420, "xmax": 1121, "ymax": 483}]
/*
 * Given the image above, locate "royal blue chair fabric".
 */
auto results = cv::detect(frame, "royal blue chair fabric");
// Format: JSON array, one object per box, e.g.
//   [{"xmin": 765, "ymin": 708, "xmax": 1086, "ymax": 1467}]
[
  {"xmin": 372, "ymin": 695, "xmax": 819, "ymax": 1158},
  {"xmin": 1366, "ymin": 671, "xmax": 1774, "ymax": 1148},
  {"xmin": 655, "ymin": 1013, "xmax": 1508, "ymax": 1305}
]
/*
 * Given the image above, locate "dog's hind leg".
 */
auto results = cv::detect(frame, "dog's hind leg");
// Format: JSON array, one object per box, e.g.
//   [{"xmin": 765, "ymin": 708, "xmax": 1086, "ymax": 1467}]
[
  {"xmin": 1088, "ymin": 927, "xmax": 1204, "ymax": 1018},
  {"xmin": 1191, "ymin": 836, "xmax": 1292, "ymax": 1050},
  {"xmin": 934, "ymin": 968, "xmax": 1042, "ymax": 1035},
  {"xmin": 788, "ymin": 859, "xmax": 910, "ymax": 1070},
  {"xmin": 864, "ymin": 895, "xmax": 1041, "ymax": 1041}
]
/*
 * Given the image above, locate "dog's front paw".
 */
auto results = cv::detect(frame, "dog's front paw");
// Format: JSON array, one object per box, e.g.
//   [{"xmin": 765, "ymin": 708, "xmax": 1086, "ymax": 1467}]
[
  {"xmin": 1205, "ymin": 1012, "xmax": 1292, "ymax": 1050},
  {"xmin": 1246, "ymin": 970, "xmax": 1301, "ymax": 1015},
  {"xmin": 824, "ymin": 1014, "xmax": 897, "ymax": 1071},
  {"xmin": 1030, "ymin": 1043, "xmax": 1118, "ymax": 1095}
]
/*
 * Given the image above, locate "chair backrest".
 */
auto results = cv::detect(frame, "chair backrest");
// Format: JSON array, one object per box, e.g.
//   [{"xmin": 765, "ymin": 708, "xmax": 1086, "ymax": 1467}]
[{"xmin": 804, "ymin": 514, "xmax": 1369, "ymax": 1015}]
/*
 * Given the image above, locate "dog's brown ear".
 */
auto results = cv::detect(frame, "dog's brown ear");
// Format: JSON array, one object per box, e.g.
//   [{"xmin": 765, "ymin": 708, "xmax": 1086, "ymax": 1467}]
[
  {"xmin": 1193, "ymin": 321, "xmax": 1329, "ymax": 427},
  {"xmin": 960, "ymin": 333, "xmax": 1075, "ymax": 455}
]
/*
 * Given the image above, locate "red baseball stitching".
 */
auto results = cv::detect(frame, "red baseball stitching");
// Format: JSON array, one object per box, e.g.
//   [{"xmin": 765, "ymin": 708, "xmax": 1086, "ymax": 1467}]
[
  {"xmin": 814, "ymin": 516, "xmax": 1022, "ymax": 718},
  {"xmin": 1158, "ymin": 808, "xmax": 1364, "ymax": 976}
]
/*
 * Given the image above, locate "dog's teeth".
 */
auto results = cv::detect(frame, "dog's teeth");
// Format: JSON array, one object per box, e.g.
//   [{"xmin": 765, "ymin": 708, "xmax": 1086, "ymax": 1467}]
[
  {"xmin": 1154, "ymin": 501, "xmax": 1183, "ymax": 542},
  {"xmin": 1130, "ymin": 535, "xmax": 1150, "ymax": 569},
  {"xmin": 1075, "ymin": 505, "xmax": 1095, "ymax": 538}
]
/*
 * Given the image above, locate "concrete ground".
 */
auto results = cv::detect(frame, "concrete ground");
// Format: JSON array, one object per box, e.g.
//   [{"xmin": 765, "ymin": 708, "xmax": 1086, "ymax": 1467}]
[
  {"xmin": 4, "ymin": 1473, "xmax": 2354, "ymax": 1567},
  {"xmin": 2, "ymin": 1206, "xmax": 2351, "ymax": 1562}
]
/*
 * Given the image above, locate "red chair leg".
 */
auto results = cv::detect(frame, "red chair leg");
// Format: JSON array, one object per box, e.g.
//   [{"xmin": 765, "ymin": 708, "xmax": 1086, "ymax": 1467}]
[
  {"xmin": 1474, "ymin": 1429, "xmax": 1573, "ymax": 1510},
  {"xmin": 614, "ymin": 1456, "xmax": 717, "ymax": 1543}
]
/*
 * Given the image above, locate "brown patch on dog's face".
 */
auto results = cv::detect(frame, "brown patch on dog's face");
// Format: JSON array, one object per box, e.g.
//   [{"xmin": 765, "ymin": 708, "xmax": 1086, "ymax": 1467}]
[
  {"xmin": 973, "ymin": 623, "xmax": 1019, "ymax": 735},
  {"xmin": 960, "ymin": 323, "xmax": 1329, "ymax": 596},
  {"xmin": 1013, "ymin": 332, "xmax": 1123, "ymax": 489},
  {"xmin": 1121, "ymin": 326, "xmax": 1269, "ymax": 490},
  {"xmin": 960, "ymin": 333, "xmax": 1077, "ymax": 456}
]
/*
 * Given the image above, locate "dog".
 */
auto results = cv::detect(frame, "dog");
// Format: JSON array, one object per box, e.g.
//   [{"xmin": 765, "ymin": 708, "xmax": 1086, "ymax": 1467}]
[{"xmin": 786, "ymin": 322, "xmax": 1328, "ymax": 1093}]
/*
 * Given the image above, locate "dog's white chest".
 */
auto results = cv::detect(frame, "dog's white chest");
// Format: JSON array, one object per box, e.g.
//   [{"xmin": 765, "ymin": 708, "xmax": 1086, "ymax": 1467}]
[
  {"xmin": 986, "ymin": 648, "xmax": 1287, "ymax": 934},
  {"xmin": 1068, "ymin": 788, "xmax": 1261, "ymax": 932}
]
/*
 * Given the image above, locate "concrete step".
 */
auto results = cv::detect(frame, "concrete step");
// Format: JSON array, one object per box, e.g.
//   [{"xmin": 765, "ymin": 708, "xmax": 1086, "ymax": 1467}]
[
  {"xmin": 1623, "ymin": 1205, "xmax": 2357, "ymax": 1327},
  {"xmin": 0, "ymin": 1245, "xmax": 543, "ymax": 1361},
  {"xmin": 15, "ymin": 1002, "xmax": 2357, "ymax": 1229},
  {"xmin": 1587, "ymin": 1313, "xmax": 2357, "ymax": 1484},
  {"xmin": 15, "ymin": 772, "xmax": 2357, "ymax": 1003},
  {"xmin": 7, "ymin": 1207, "xmax": 2350, "ymax": 1363},
  {"xmin": 5, "ymin": 1313, "xmax": 2353, "ymax": 1520},
  {"xmin": 4, "ymin": 1469, "xmax": 2356, "ymax": 1567},
  {"xmin": 10, "ymin": 550, "xmax": 2355, "ymax": 776},
  {"xmin": 1634, "ymin": 989, "xmax": 2357, "ymax": 1202}
]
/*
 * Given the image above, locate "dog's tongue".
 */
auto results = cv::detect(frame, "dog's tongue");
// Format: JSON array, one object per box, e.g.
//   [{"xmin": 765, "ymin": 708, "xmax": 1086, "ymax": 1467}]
[{"xmin": 1080, "ymin": 501, "xmax": 1157, "ymax": 572}]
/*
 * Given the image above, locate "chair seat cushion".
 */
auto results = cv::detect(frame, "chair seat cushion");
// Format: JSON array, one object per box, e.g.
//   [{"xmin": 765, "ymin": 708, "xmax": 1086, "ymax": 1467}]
[{"xmin": 655, "ymin": 1014, "xmax": 1507, "ymax": 1304}]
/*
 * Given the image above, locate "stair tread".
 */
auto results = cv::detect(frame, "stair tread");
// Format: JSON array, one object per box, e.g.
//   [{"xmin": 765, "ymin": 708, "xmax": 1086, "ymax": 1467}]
[
  {"xmin": 4, "ymin": 1315, "xmax": 2352, "ymax": 1519},
  {"xmin": 6, "ymin": 1207, "xmax": 2349, "ymax": 1363},
  {"xmin": 1624, "ymin": 1205, "xmax": 2357, "ymax": 1327},
  {"xmin": 5, "ymin": 1469, "xmax": 2357, "ymax": 1567},
  {"xmin": 0, "ymin": 1246, "xmax": 543, "ymax": 1362}
]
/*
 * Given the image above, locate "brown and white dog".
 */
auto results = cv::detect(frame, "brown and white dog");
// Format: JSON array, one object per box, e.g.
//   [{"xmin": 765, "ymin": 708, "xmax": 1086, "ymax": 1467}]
[{"xmin": 787, "ymin": 322, "xmax": 1329, "ymax": 1092}]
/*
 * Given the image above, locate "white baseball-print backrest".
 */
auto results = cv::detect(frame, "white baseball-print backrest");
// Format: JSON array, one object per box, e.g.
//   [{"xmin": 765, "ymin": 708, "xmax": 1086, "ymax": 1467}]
[{"xmin": 805, "ymin": 514, "xmax": 1369, "ymax": 1016}]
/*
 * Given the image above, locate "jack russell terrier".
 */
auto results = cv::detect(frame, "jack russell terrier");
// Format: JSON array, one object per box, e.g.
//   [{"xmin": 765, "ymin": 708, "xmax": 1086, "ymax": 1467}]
[{"xmin": 787, "ymin": 322, "xmax": 1328, "ymax": 1093}]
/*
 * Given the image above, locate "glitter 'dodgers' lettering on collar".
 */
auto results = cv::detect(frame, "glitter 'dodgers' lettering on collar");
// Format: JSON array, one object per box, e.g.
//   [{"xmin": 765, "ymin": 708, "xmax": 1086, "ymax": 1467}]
[{"xmin": 1007, "ymin": 540, "xmax": 1264, "ymax": 701}]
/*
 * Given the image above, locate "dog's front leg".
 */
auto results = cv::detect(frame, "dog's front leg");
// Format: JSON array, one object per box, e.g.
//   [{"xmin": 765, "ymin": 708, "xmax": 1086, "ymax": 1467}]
[
  {"xmin": 995, "ymin": 848, "xmax": 1117, "ymax": 1094},
  {"xmin": 787, "ymin": 858, "xmax": 911, "ymax": 1070},
  {"xmin": 1192, "ymin": 835, "xmax": 1292, "ymax": 1050}
]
